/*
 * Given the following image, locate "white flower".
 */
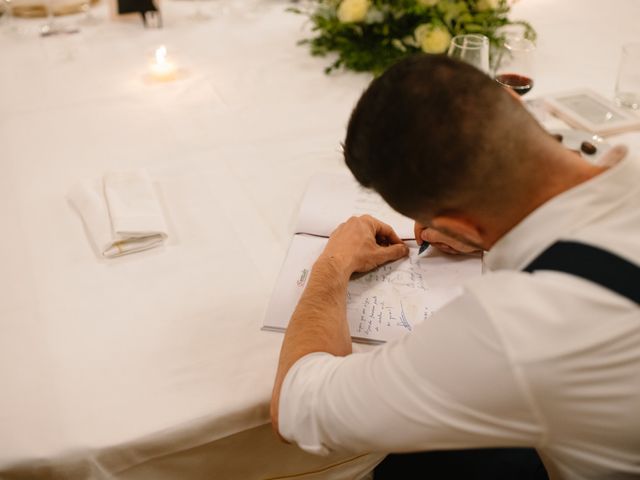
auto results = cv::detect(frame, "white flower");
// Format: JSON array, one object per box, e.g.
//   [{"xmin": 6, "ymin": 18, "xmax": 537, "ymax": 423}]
[
  {"xmin": 477, "ymin": 0, "xmax": 500, "ymax": 11},
  {"xmin": 391, "ymin": 39, "xmax": 407, "ymax": 52},
  {"xmin": 414, "ymin": 24, "xmax": 452, "ymax": 54},
  {"xmin": 336, "ymin": 0, "xmax": 370, "ymax": 23},
  {"xmin": 417, "ymin": 0, "xmax": 438, "ymax": 7},
  {"xmin": 364, "ymin": 7, "xmax": 384, "ymax": 24}
]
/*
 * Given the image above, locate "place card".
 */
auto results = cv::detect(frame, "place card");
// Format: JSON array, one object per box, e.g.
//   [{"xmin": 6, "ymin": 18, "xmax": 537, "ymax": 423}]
[
  {"xmin": 543, "ymin": 88, "xmax": 640, "ymax": 137},
  {"xmin": 108, "ymin": 0, "xmax": 161, "ymax": 27}
]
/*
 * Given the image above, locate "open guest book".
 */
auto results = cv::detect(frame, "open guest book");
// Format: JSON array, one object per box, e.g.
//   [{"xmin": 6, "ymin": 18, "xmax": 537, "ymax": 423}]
[{"xmin": 262, "ymin": 173, "xmax": 483, "ymax": 344}]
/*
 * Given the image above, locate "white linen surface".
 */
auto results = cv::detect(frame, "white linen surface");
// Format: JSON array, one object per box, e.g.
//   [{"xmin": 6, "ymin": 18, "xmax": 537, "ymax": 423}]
[
  {"xmin": 68, "ymin": 170, "xmax": 168, "ymax": 258},
  {"xmin": 1, "ymin": 0, "xmax": 639, "ymax": 478}
]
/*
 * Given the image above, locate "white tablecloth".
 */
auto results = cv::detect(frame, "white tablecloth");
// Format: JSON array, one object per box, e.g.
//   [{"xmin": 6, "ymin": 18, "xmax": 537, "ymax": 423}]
[{"xmin": 1, "ymin": 0, "xmax": 639, "ymax": 478}]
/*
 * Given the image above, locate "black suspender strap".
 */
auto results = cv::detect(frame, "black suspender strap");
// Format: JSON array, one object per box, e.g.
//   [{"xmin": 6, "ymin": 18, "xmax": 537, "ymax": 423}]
[{"xmin": 523, "ymin": 241, "xmax": 640, "ymax": 305}]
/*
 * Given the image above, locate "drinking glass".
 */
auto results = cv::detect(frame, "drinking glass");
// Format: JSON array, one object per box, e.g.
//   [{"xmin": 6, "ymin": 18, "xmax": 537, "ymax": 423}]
[
  {"xmin": 40, "ymin": 0, "xmax": 62, "ymax": 36},
  {"xmin": 615, "ymin": 43, "xmax": 640, "ymax": 110},
  {"xmin": 188, "ymin": 0, "xmax": 212, "ymax": 21},
  {"xmin": 494, "ymin": 37, "xmax": 535, "ymax": 97},
  {"xmin": 495, "ymin": 23, "xmax": 528, "ymax": 42},
  {"xmin": 79, "ymin": 0, "xmax": 100, "ymax": 25},
  {"xmin": 40, "ymin": 0, "xmax": 79, "ymax": 36},
  {"xmin": 447, "ymin": 34, "xmax": 490, "ymax": 74},
  {"xmin": 1, "ymin": 0, "xmax": 16, "ymax": 32},
  {"xmin": 491, "ymin": 23, "xmax": 527, "ymax": 74}
]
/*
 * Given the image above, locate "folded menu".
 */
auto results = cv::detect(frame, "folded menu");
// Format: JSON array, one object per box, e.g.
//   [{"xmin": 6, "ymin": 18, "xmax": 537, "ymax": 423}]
[{"xmin": 262, "ymin": 172, "xmax": 482, "ymax": 344}]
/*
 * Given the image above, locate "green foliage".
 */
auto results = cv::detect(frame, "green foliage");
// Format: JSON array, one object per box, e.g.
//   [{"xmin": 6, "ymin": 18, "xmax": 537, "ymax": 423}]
[{"xmin": 290, "ymin": 0, "xmax": 536, "ymax": 75}]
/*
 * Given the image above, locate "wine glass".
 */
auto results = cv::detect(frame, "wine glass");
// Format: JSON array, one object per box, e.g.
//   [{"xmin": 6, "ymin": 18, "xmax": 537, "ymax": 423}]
[
  {"xmin": 40, "ymin": 0, "xmax": 78, "ymax": 35},
  {"xmin": 447, "ymin": 34, "xmax": 490, "ymax": 74},
  {"xmin": 78, "ymin": 0, "xmax": 100, "ymax": 25},
  {"xmin": 1, "ymin": 0, "xmax": 17, "ymax": 33},
  {"xmin": 187, "ymin": 0, "xmax": 212, "ymax": 21},
  {"xmin": 40, "ymin": 0, "xmax": 62, "ymax": 36},
  {"xmin": 494, "ymin": 37, "xmax": 535, "ymax": 97}
]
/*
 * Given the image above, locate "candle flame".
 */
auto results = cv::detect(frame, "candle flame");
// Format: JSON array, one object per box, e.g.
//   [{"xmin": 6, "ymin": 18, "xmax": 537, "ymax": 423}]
[{"xmin": 155, "ymin": 45, "xmax": 167, "ymax": 65}]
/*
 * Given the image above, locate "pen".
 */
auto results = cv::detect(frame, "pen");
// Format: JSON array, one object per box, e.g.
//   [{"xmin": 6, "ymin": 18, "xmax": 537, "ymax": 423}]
[{"xmin": 418, "ymin": 241, "xmax": 430, "ymax": 255}]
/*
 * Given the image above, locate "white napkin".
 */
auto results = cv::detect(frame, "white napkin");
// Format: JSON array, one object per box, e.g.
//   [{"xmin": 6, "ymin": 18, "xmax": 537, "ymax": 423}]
[{"xmin": 68, "ymin": 169, "xmax": 168, "ymax": 258}]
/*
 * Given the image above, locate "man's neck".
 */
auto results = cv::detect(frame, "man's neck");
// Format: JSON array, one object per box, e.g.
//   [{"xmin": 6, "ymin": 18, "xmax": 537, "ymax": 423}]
[{"xmin": 484, "ymin": 148, "xmax": 614, "ymax": 251}]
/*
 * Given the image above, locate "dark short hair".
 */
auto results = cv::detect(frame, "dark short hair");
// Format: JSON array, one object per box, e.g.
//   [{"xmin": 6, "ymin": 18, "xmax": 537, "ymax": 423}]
[{"xmin": 344, "ymin": 54, "xmax": 543, "ymax": 220}]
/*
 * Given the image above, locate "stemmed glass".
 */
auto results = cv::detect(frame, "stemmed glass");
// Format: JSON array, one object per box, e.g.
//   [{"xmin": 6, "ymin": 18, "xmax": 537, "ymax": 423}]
[
  {"xmin": 447, "ymin": 34, "xmax": 490, "ymax": 74},
  {"xmin": 494, "ymin": 37, "xmax": 536, "ymax": 97},
  {"xmin": 40, "ymin": 0, "xmax": 78, "ymax": 36},
  {"xmin": 79, "ymin": 0, "xmax": 100, "ymax": 25},
  {"xmin": 188, "ymin": 0, "xmax": 212, "ymax": 21},
  {"xmin": 40, "ymin": 0, "xmax": 62, "ymax": 36},
  {"xmin": 1, "ymin": 0, "xmax": 17, "ymax": 33}
]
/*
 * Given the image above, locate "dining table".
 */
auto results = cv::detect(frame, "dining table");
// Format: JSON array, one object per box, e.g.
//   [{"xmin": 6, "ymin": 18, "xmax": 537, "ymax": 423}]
[{"xmin": 1, "ymin": 0, "xmax": 639, "ymax": 478}]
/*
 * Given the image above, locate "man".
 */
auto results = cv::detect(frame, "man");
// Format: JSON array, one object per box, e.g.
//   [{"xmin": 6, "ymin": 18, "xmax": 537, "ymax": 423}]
[{"xmin": 270, "ymin": 54, "xmax": 640, "ymax": 479}]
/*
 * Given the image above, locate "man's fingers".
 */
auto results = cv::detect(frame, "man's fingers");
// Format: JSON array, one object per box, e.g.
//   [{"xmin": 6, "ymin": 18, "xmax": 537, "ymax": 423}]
[
  {"xmin": 414, "ymin": 221, "xmax": 426, "ymax": 245},
  {"xmin": 374, "ymin": 243, "xmax": 409, "ymax": 265},
  {"xmin": 422, "ymin": 229, "xmax": 481, "ymax": 255},
  {"xmin": 431, "ymin": 242, "xmax": 460, "ymax": 255},
  {"xmin": 363, "ymin": 215, "xmax": 403, "ymax": 245},
  {"xmin": 326, "ymin": 215, "xmax": 411, "ymax": 274}
]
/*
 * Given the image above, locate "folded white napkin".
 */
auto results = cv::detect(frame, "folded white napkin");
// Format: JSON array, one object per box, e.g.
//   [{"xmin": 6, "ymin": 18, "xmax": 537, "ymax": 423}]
[{"xmin": 68, "ymin": 169, "xmax": 168, "ymax": 258}]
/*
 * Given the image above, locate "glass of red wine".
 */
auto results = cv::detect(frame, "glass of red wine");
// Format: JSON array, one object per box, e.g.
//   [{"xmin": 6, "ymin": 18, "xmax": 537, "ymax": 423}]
[{"xmin": 494, "ymin": 37, "xmax": 535, "ymax": 96}]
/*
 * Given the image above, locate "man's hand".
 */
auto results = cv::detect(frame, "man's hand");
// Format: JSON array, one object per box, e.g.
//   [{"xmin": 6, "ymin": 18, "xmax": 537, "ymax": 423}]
[
  {"xmin": 414, "ymin": 221, "xmax": 481, "ymax": 255},
  {"xmin": 271, "ymin": 215, "xmax": 407, "ymax": 439},
  {"xmin": 320, "ymin": 215, "xmax": 409, "ymax": 275}
]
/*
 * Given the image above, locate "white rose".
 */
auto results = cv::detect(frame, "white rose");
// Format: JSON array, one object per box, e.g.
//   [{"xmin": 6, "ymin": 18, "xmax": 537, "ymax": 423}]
[
  {"xmin": 417, "ymin": 0, "xmax": 438, "ymax": 7},
  {"xmin": 336, "ymin": 0, "xmax": 370, "ymax": 23},
  {"xmin": 477, "ymin": 0, "xmax": 500, "ymax": 11},
  {"xmin": 415, "ymin": 24, "xmax": 452, "ymax": 54},
  {"xmin": 364, "ymin": 7, "xmax": 384, "ymax": 24}
]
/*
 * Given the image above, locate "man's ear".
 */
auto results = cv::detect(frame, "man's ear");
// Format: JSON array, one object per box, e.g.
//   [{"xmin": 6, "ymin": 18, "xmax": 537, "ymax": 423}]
[{"xmin": 430, "ymin": 215, "xmax": 486, "ymax": 251}]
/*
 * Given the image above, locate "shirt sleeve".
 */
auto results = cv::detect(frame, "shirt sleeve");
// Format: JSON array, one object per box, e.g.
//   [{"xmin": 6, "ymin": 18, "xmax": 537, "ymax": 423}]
[{"xmin": 278, "ymin": 290, "xmax": 544, "ymax": 455}]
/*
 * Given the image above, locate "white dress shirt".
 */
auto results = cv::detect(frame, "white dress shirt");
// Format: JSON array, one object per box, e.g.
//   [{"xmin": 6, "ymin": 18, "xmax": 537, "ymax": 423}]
[{"xmin": 278, "ymin": 148, "xmax": 640, "ymax": 480}]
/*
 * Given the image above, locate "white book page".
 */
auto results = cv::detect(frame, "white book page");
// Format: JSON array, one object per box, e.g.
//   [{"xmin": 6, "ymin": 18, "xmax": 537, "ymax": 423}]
[
  {"xmin": 295, "ymin": 173, "xmax": 415, "ymax": 240},
  {"xmin": 263, "ymin": 234, "xmax": 482, "ymax": 344}
]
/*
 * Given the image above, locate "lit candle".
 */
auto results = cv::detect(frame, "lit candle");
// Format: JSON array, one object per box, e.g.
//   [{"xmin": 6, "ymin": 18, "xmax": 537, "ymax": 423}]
[{"xmin": 149, "ymin": 45, "xmax": 177, "ymax": 82}]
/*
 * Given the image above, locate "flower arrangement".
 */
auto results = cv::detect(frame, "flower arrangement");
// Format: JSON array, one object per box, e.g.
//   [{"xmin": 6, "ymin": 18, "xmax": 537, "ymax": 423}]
[{"xmin": 290, "ymin": 0, "xmax": 536, "ymax": 75}]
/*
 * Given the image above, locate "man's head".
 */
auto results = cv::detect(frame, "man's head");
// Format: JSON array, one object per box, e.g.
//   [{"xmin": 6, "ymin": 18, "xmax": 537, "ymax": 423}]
[{"xmin": 344, "ymin": 54, "xmax": 590, "ymax": 250}]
